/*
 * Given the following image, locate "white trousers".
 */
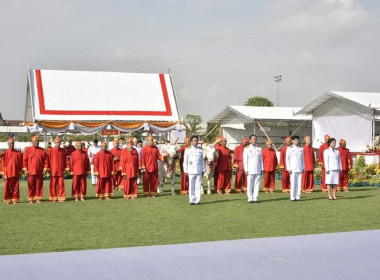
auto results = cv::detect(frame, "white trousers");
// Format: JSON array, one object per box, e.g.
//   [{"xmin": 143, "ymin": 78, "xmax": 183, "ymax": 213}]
[
  {"xmin": 90, "ymin": 164, "xmax": 98, "ymax": 185},
  {"xmin": 188, "ymin": 174, "xmax": 202, "ymax": 204},
  {"xmin": 246, "ymin": 174, "xmax": 260, "ymax": 202},
  {"xmin": 290, "ymin": 172, "xmax": 302, "ymax": 200}
]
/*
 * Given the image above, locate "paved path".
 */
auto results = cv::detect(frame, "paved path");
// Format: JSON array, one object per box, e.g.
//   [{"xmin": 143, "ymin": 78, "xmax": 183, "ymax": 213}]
[{"xmin": 1, "ymin": 230, "xmax": 379, "ymax": 280}]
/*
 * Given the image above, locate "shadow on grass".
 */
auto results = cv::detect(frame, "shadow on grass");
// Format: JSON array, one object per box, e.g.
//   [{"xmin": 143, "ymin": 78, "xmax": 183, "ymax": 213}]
[{"xmin": 200, "ymin": 198, "xmax": 244, "ymax": 205}]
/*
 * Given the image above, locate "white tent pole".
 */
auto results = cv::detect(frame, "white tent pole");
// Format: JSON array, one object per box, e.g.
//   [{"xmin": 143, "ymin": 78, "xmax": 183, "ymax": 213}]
[{"xmin": 373, "ymin": 109, "xmax": 375, "ymax": 149}]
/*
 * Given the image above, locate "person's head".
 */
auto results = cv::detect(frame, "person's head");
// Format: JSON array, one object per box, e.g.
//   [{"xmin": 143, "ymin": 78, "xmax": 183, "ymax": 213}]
[
  {"xmin": 304, "ymin": 135, "xmax": 311, "ymax": 145},
  {"xmin": 190, "ymin": 135, "xmax": 198, "ymax": 147},
  {"xmin": 220, "ymin": 137, "xmax": 227, "ymax": 146},
  {"xmin": 82, "ymin": 142, "xmax": 86, "ymax": 148},
  {"xmin": 133, "ymin": 137, "xmax": 138, "ymax": 145},
  {"xmin": 339, "ymin": 139, "xmax": 346, "ymax": 148},
  {"xmin": 54, "ymin": 137, "xmax": 62, "ymax": 148},
  {"xmin": 328, "ymin": 138, "xmax": 336, "ymax": 148},
  {"xmin": 32, "ymin": 135, "xmax": 39, "ymax": 147},
  {"xmin": 153, "ymin": 138, "xmax": 158, "ymax": 146},
  {"xmin": 242, "ymin": 137, "xmax": 249, "ymax": 146},
  {"xmin": 291, "ymin": 135, "xmax": 300, "ymax": 146},
  {"xmin": 285, "ymin": 136, "xmax": 291, "ymax": 146},
  {"xmin": 126, "ymin": 137, "xmax": 134, "ymax": 149},
  {"xmin": 324, "ymin": 134, "xmax": 330, "ymax": 143},
  {"xmin": 7, "ymin": 137, "xmax": 15, "ymax": 150},
  {"xmin": 93, "ymin": 139, "xmax": 99, "ymax": 146},
  {"xmin": 146, "ymin": 136, "xmax": 154, "ymax": 146},
  {"xmin": 75, "ymin": 141, "xmax": 83, "ymax": 151},
  {"xmin": 47, "ymin": 141, "xmax": 52, "ymax": 148},
  {"xmin": 183, "ymin": 137, "xmax": 190, "ymax": 146},
  {"xmin": 266, "ymin": 139, "xmax": 273, "ymax": 149},
  {"xmin": 137, "ymin": 140, "xmax": 143, "ymax": 147},
  {"xmin": 68, "ymin": 138, "xmax": 73, "ymax": 145},
  {"xmin": 250, "ymin": 134, "xmax": 257, "ymax": 146},
  {"xmin": 101, "ymin": 141, "xmax": 108, "ymax": 151},
  {"xmin": 113, "ymin": 138, "xmax": 119, "ymax": 148}
]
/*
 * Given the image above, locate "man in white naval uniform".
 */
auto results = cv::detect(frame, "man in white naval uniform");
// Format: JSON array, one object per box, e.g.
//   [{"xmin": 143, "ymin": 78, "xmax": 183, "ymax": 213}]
[
  {"xmin": 183, "ymin": 136, "xmax": 205, "ymax": 205},
  {"xmin": 87, "ymin": 139, "xmax": 102, "ymax": 186},
  {"xmin": 243, "ymin": 134, "xmax": 263, "ymax": 203},
  {"xmin": 286, "ymin": 135, "xmax": 304, "ymax": 201}
]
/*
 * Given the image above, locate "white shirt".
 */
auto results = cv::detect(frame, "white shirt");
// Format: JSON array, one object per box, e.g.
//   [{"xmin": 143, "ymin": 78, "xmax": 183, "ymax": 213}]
[
  {"xmin": 183, "ymin": 146, "xmax": 205, "ymax": 175},
  {"xmin": 324, "ymin": 148, "xmax": 342, "ymax": 172},
  {"xmin": 88, "ymin": 145, "xmax": 101, "ymax": 164},
  {"xmin": 286, "ymin": 145, "xmax": 304, "ymax": 172},
  {"xmin": 243, "ymin": 144, "xmax": 263, "ymax": 175}
]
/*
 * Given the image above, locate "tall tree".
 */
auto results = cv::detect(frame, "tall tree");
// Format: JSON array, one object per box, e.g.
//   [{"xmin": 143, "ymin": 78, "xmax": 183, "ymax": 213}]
[
  {"xmin": 245, "ymin": 96, "xmax": 274, "ymax": 106},
  {"xmin": 184, "ymin": 114, "xmax": 202, "ymax": 136}
]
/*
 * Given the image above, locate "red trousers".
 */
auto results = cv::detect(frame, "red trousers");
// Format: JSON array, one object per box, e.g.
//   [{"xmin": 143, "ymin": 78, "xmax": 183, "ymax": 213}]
[
  {"xmin": 282, "ymin": 170, "xmax": 290, "ymax": 192},
  {"xmin": 112, "ymin": 171, "xmax": 123, "ymax": 189},
  {"xmin": 124, "ymin": 177, "xmax": 138, "ymax": 198},
  {"xmin": 214, "ymin": 170, "xmax": 219, "ymax": 190},
  {"xmin": 217, "ymin": 170, "xmax": 232, "ymax": 193},
  {"xmin": 263, "ymin": 171, "xmax": 275, "ymax": 191},
  {"xmin": 143, "ymin": 171, "xmax": 159, "ymax": 196},
  {"xmin": 234, "ymin": 169, "xmax": 247, "ymax": 192},
  {"xmin": 302, "ymin": 171, "xmax": 314, "ymax": 192},
  {"xmin": 72, "ymin": 174, "xmax": 87, "ymax": 198},
  {"xmin": 4, "ymin": 177, "xmax": 20, "ymax": 203},
  {"xmin": 27, "ymin": 174, "xmax": 44, "ymax": 201},
  {"xmin": 338, "ymin": 170, "xmax": 349, "ymax": 191},
  {"xmin": 49, "ymin": 176, "xmax": 66, "ymax": 201},
  {"xmin": 96, "ymin": 177, "xmax": 113, "ymax": 198},
  {"xmin": 321, "ymin": 168, "xmax": 327, "ymax": 191},
  {"xmin": 180, "ymin": 173, "xmax": 189, "ymax": 195}
]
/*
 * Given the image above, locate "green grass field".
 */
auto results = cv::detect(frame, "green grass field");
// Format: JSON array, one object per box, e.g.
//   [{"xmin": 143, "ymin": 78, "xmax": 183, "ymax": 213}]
[{"xmin": 1, "ymin": 178, "xmax": 379, "ymax": 256}]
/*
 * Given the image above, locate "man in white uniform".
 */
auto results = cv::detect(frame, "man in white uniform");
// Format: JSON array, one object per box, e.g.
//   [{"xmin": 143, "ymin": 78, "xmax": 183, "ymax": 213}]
[
  {"xmin": 243, "ymin": 134, "xmax": 263, "ymax": 203},
  {"xmin": 286, "ymin": 135, "xmax": 304, "ymax": 201},
  {"xmin": 183, "ymin": 136, "xmax": 205, "ymax": 205},
  {"xmin": 87, "ymin": 139, "xmax": 101, "ymax": 186}
]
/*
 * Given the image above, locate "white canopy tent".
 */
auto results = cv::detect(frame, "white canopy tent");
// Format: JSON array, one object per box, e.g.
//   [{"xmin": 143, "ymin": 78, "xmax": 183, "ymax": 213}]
[
  {"xmin": 24, "ymin": 69, "xmax": 184, "ymax": 134},
  {"xmin": 295, "ymin": 91, "xmax": 380, "ymax": 152},
  {"xmin": 208, "ymin": 106, "xmax": 312, "ymax": 150}
]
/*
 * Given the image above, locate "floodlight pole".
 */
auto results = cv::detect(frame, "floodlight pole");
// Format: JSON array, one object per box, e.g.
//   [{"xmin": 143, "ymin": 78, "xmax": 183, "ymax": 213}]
[{"xmin": 274, "ymin": 75, "xmax": 282, "ymax": 107}]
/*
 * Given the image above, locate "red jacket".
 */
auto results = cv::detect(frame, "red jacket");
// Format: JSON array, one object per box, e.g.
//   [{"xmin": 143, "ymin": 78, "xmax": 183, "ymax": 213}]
[
  {"xmin": 94, "ymin": 150, "xmax": 114, "ymax": 178},
  {"xmin": 22, "ymin": 146, "xmax": 49, "ymax": 175},
  {"xmin": 318, "ymin": 143, "xmax": 329, "ymax": 167},
  {"xmin": 233, "ymin": 144, "xmax": 245, "ymax": 170},
  {"xmin": 141, "ymin": 145, "xmax": 163, "ymax": 173},
  {"xmin": 338, "ymin": 147, "xmax": 352, "ymax": 171},
  {"xmin": 216, "ymin": 146, "xmax": 231, "ymax": 171},
  {"xmin": 120, "ymin": 147, "xmax": 139, "ymax": 178},
  {"xmin": 262, "ymin": 147, "xmax": 278, "ymax": 172},
  {"xmin": 279, "ymin": 145, "xmax": 289, "ymax": 171},
  {"xmin": 70, "ymin": 150, "xmax": 90, "ymax": 176},
  {"xmin": 303, "ymin": 144, "xmax": 315, "ymax": 172},
  {"xmin": 48, "ymin": 147, "xmax": 69, "ymax": 176},
  {"xmin": 1, "ymin": 149, "xmax": 22, "ymax": 178}
]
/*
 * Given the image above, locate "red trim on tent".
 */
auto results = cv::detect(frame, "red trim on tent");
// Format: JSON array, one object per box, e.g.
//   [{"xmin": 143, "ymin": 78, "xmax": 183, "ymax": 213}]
[{"xmin": 35, "ymin": 70, "xmax": 173, "ymax": 116}]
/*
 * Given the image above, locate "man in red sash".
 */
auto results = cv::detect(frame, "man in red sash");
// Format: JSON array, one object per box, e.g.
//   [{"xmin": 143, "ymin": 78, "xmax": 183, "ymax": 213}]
[
  {"xmin": 110, "ymin": 138, "xmax": 123, "ymax": 191},
  {"xmin": 279, "ymin": 137, "xmax": 291, "ymax": 193},
  {"xmin": 22, "ymin": 135, "xmax": 49, "ymax": 203},
  {"xmin": 216, "ymin": 138, "xmax": 232, "ymax": 194},
  {"xmin": 318, "ymin": 134, "xmax": 330, "ymax": 193},
  {"xmin": 262, "ymin": 140, "xmax": 278, "ymax": 193},
  {"xmin": 179, "ymin": 137, "xmax": 190, "ymax": 195},
  {"xmin": 70, "ymin": 141, "xmax": 91, "ymax": 201},
  {"xmin": 338, "ymin": 139, "xmax": 352, "ymax": 192},
  {"xmin": 233, "ymin": 137, "xmax": 249, "ymax": 193},
  {"xmin": 1, "ymin": 137, "xmax": 22, "ymax": 204},
  {"xmin": 302, "ymin": 135, "xmax": 316, "ymax": 193},
  {"xmin": 120, "ymin": 137, "xmax": 140, "ymax": 199},
  {"xmin": 94, "ymin": 141, "xmax": 114, "ymax": 200},
  {"xmin": 48, "ymin": 137, "xmax": 69, "ymax": 202}
]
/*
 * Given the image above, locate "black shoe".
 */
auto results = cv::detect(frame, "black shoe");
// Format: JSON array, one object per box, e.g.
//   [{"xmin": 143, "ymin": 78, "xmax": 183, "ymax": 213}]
[
  {"xmin": 249, "ymin": 201, "xmax": 254, "ymax": 204},
  {"xmin": 190, "ymin": 203, "xmax": 195, "ymax": 205},
  {"xmin": 253, "ymin": 201, "xmax": 260, "ymax": 203},
  {"xmin": 195, "ymin": 202, "xmax": 200, "ymax": 205}
]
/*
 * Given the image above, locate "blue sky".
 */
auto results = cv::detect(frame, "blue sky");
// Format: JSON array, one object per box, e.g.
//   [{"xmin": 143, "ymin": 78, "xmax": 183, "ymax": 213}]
[{"xmin": 1, "ymin": 0, "xmax": 380, "ymax": 122}]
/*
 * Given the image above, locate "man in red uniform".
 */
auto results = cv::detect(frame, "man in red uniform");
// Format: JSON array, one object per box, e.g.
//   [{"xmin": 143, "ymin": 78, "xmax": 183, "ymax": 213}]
[
  {"xmin": 141, "ymin": 136, "xmax": 166, "ymax": 197},
  {"xmin": 338, "ymin": 139, "xmax": 352, "ymax": 192},
  {"xmin": 279, "ymin": 137, "xmax": 291, "ymax": 193},
  {"xmin": 94, "ymin": 141, "xmax": 114, "ymax": 200},
  {"xmin": 302, "ymin": 135, "xmax": 316, "ymax": 193},
  {"xmin": 65, "ymin": 138, "xmax": 76, "ymax": 157},
  {"xmin": 216, "ymin": 137, "xmax": 232, "ymax": 194},
  {"xmin": 70, "ymin": 141, "xmax": 91, "ymax": 201},
  {"xmin": 233, "ymin": 137, "xmax": 249, "ymax": 193},
  {"xmin": 179, "ymin": 137, "xmax": 190, "ymax": 195},
  {"xmin": 262, "ymin": 140, "xmax": 278, "ymax": 193},
  {"xmin": 213, "ymin": 136, "xmax": 223, "ymax": 189},
  {"xmin": 22, "ymin": 135, "xmax": 49, "ymax": 203},
  {"xmin": 110, "ymin": 137, "xmax": 123, "ymax": 191},
  {"xmin": 48, "ymin": 137, "xmax": 69, "ymax": 202},
  {"xmin": 318, "ymin": 134, "xmax": 330, "ymax": 193},
  {"xmin": 1, "ymin": 137, "xmax": 22, "ymax": 204},
  {"xmin": 120, "ymin": 137, "xmax": 140, "ymax": 199}
]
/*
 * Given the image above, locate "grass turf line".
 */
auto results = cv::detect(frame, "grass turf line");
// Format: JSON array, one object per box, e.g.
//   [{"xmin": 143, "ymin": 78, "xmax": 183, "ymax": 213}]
[{"xmin": 0, "ymin": 178, "xmax": 379, "ymax": 255}]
